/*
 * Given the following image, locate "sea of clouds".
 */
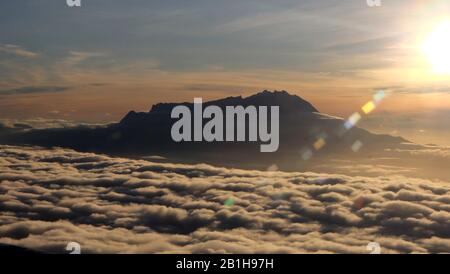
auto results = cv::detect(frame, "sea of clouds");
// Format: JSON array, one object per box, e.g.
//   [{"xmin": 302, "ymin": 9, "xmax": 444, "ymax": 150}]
[{"xmin": 1, "ymin": 145, "xmax": 450, "ymax": 253}]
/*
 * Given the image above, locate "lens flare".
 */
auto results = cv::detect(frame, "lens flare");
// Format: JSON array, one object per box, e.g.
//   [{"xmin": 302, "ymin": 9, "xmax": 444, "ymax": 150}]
[{"xmin": 362, "ymin": 101, "xmax": 376, "ymax": 114}]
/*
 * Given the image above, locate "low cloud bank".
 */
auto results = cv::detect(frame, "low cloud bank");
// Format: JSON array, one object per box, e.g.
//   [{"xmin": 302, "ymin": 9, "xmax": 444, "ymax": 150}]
[{"xmin": 0, "ymin": 145, "xmax": 449, "ymax": 253}]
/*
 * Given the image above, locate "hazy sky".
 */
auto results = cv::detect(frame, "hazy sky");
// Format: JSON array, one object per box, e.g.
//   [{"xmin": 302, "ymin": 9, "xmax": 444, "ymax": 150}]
[{"xmin": 1, "ymin": 0, "xmax": 450, "ymax": 145}]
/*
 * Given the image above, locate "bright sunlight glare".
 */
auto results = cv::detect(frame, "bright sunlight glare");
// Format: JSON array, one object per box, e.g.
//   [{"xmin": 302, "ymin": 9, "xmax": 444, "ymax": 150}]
[{"xmin": 422, "ymin": 21, "xmax": 450, "ymax": 75}]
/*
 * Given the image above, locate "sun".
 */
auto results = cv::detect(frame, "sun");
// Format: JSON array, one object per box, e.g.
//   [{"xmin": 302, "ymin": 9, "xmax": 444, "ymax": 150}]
[{"xmin": 422, "ymin": 21, "xmax": 450, "ymax": 74}]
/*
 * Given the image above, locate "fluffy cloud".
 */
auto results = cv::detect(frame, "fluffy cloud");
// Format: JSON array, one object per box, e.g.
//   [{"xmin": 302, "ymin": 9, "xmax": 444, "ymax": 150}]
[{"xmin": 0, "ymin": 145, "xmax": 449, "ymax": 254}]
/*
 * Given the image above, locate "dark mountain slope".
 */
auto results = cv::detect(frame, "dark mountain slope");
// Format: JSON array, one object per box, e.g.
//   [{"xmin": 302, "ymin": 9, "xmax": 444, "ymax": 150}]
[{"xmin": 0, "ymin": 90, "xmax": 406, "ymax": 169}]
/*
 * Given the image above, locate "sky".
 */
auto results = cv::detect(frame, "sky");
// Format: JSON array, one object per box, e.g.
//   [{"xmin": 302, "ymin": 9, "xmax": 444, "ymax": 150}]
[{"xmin": 0, "ymin": 0, "xmax": 450, "ymax": 145}]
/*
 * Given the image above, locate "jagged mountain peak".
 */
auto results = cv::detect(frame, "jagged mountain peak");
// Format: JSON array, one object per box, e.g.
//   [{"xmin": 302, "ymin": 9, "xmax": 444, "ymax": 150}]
[{"xmin": 146, "ymin": 90, "xmax": 319, "ymax": 115}]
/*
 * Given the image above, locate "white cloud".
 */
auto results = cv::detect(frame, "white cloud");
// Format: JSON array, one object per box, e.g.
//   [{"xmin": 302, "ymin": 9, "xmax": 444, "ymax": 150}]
[
  {"xmin": 0, "ymin": 44, "xmax": 39, "ymax": 58},
  {"xmin": 0, "ymin": 145, "xmax": 449, "ymax": 253}
]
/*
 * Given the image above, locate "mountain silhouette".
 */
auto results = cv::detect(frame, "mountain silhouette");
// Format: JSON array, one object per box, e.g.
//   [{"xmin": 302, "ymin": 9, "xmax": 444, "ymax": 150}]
[
  {"xmin": 120, "ymin": 90, "xmax": 317, "ymax": 127},
  {"xmin": 148, "ymin": 90, "xmax": 317, "ymax": 114},
  {"xmin": 0, "ymin": 90, "xmax": 406, "ymax": 170}
]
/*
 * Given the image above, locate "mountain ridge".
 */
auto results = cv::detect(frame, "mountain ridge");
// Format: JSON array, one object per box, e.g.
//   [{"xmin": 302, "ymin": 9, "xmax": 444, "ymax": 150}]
[
  {"xmin": 121, "ymin": 90, "xmax": 319, "ymax": 125},
  {"xmin": 0, "ymin": 90, "xmax": 408, "ymax": 171}
]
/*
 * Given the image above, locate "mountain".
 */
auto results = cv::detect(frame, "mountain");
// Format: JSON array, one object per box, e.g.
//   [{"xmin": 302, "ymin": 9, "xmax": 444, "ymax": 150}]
[
  {"xmin": 120, "ymin": 90, "xmax": 318, "ymax": 127},
  {"xmin": 0, "ymin": 90, "xmax": 407, "ymax": 170},
  {"xmin": 148, "ymin": 90, "xmax": 318, "ymax": 115}
]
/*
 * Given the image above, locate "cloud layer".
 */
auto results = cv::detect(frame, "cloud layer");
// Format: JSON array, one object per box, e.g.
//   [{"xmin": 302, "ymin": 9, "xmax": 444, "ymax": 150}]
[{"xmin": 1, "ymin": 145, "xmax": 450, "ymax": 253}]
